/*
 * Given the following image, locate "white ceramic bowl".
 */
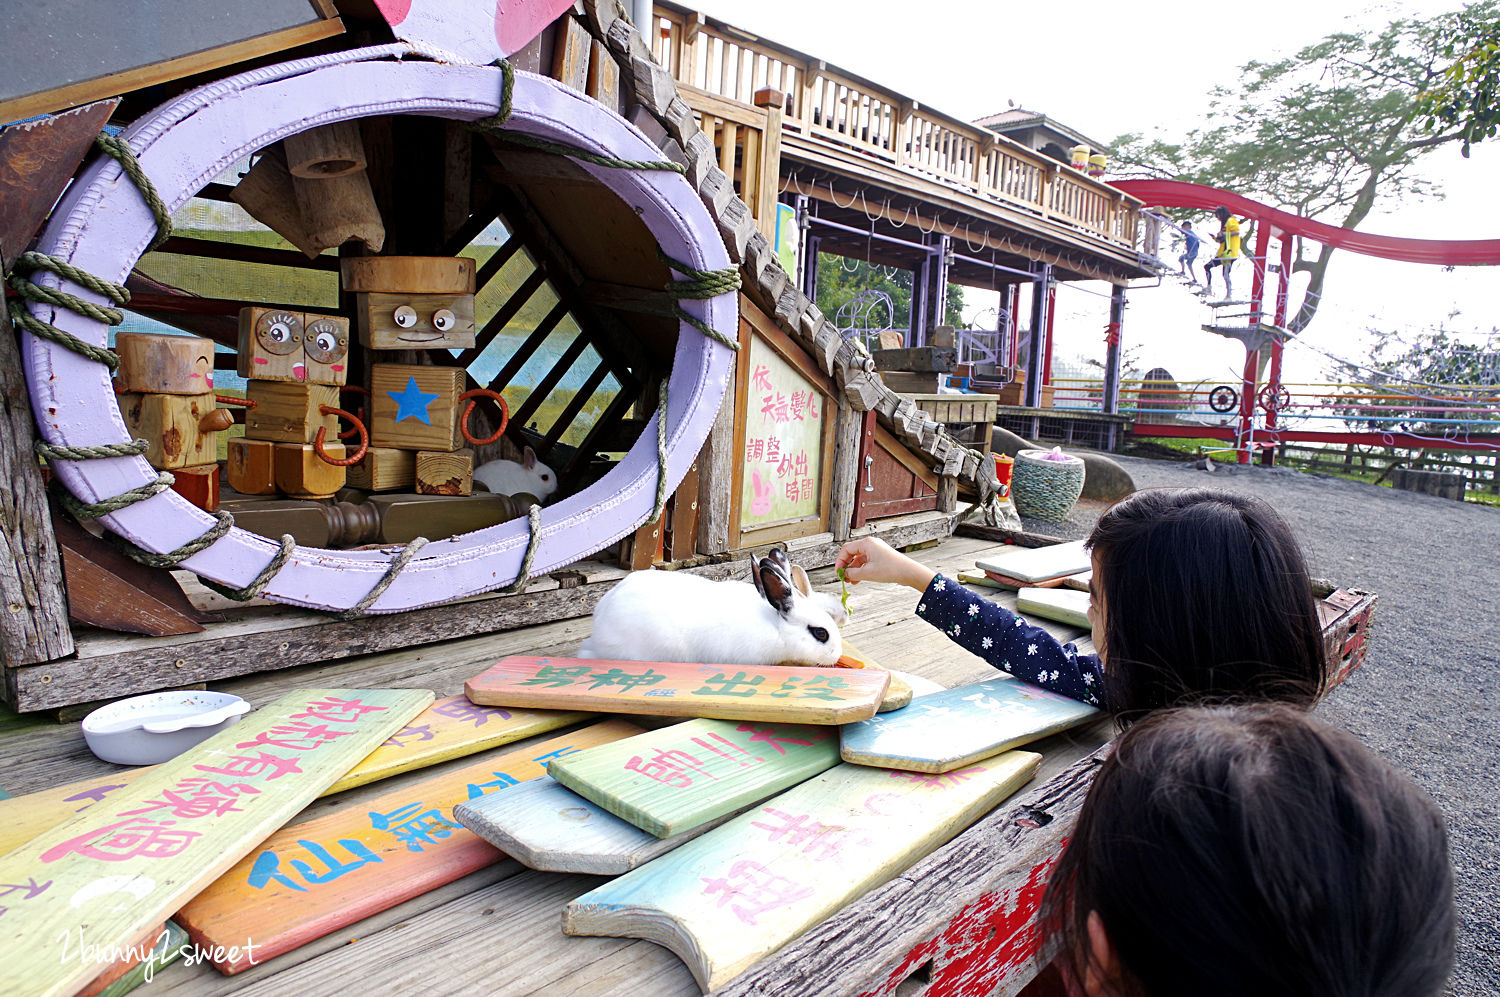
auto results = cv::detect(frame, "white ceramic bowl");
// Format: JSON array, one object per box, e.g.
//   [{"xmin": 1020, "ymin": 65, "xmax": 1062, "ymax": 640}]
[{"xmin": 81, "ymin": 691, "xmax": 252, "ymax": 765}]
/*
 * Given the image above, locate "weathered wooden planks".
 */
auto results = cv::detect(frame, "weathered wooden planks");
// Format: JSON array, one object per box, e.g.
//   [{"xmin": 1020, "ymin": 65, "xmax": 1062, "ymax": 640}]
[
  {"xmin": 0, "ymin": 689, "xmax": 430, "ymax": 997},
  {"xmin": 466, "ymin": 656, "xmax": 890, "ymax": 724},
  {"xmin": 176, "ymin": 720, "xmax": 640, "ymax": 973},
  {"xmin": 1015, "ymin": 587, "xmax": 1092, "ymax": 629},
  {"xmin": 974, "ymin": 540, "xmax": 1090, "ymax": 583},
  {"xmin": 840, "ymin": 677, "xmax": 1099, "ymax": 774},
  {"xmin": 564, "ymin": 750, "xmax": 1042, "ymax": 991},
  {"xmin": 0, "ymin": 695, "xmax": 583, "ymax": 857},
  {"xmin": 453, "ymin": 774, "xmax": 737, "ymax": 874},
  {"xmin": 548, "ymin": 718, "xmax": 841, "ymax": 837}
]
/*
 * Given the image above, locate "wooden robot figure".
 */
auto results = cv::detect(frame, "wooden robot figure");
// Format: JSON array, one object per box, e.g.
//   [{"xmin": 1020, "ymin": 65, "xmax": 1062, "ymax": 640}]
[
  {"xmin": 229, "ymin": 307, "xmax": 366, "ymax": 500},
  {"xmin": 341, "ymin": 256, "xmax": 506, "ymax": 496},
  {"xmin": 114, "ymin": 332, "xmax": 235, "ymax": 511}
]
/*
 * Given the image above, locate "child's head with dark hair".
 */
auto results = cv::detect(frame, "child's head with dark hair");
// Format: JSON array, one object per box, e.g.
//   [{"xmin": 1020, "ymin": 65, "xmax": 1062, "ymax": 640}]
[
  {"xmin": 1181, "ymin": 220, "xmax": 1192, "ymax": 229},
  {"xmin": 1042, "ymin": 704, "xmax": 1455, "ymax": 997},
  {"xmin": 1214, "ymin": 205, "xmax": 1231, "ymax": 222},
  {"xmin": 1085, "ymin": 487, "xmax": 1324, "ymax": 720}
]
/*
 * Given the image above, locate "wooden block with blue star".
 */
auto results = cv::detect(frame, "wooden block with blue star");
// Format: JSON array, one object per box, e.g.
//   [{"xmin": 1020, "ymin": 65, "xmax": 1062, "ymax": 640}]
[
  {"xmin": 370, "ymin": 363, "xmax": 466, "ymax": 452},
  {"xmin": 546, "ymin": 718, "xmax": 842, "ymax": 837},
  {"xmin": 839, "ymin": 676, "xmax": 1099, "ymax": 773},
  {"xmin": 562, "ymin": 750, "xmax": 1042, "ymax": 992}
]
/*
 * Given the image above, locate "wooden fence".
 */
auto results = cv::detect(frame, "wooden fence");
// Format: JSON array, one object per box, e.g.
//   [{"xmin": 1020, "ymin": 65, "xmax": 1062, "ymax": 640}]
[
  {"xmin": 1275, "ymin": 442, "xmax": 1500, "ymax": 496},
  {"xmin": 648, "ymin": 2, "xmax": 1139, "ymax": 249}
]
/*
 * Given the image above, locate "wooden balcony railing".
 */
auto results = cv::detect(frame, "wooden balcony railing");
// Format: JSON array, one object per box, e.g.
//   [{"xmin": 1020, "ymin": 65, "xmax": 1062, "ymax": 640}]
[{"xmin": 650, "ymin": 2, "xmax": 1141, "ymax": 251}]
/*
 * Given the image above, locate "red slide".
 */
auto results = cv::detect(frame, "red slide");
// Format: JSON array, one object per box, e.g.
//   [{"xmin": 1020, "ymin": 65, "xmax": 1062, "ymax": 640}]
[{"xmin": 1111, "ymin": 178, "xmax": 1500, "ymax": 267}]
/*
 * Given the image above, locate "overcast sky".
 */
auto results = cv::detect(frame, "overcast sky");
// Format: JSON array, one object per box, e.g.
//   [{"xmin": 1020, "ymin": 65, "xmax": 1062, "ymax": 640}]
[{"xmin": 692, "ymin": 0, "xmax": 1500, "ymax": 388}]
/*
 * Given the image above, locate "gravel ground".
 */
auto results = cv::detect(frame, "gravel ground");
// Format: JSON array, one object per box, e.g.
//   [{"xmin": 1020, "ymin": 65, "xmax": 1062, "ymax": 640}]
[{"xmin": 1053, "ymin": 455, "xmax": 1498, "ymax": 995}]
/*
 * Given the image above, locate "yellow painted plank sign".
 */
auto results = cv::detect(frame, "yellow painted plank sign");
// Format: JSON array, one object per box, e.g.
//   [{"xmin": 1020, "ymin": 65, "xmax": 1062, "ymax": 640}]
[
  {"xmin": 176, "ymin": 720, "xmax": 641, "ymax": 973},
  {"xmin": 466, "ymin": 656, "xmax": 890, "ymax": 724},
  {"xmin": 0, "ymin": 695, "xmax": 583, "ymax": 857},
  {"xmin": 0, "ymin": 688, "xmax": 431, "ymax": 997}
]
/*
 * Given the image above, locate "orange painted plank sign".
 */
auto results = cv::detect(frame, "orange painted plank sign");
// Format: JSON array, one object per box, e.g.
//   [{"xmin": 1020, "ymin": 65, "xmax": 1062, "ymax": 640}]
[
  {"xmin": 0, "ymin": 695, "xmax": 583, "ymax": 858},
  {"xmin": 0, "ymin": 688, "xmax": 431, "ymax": 997},
  {"xmin": 466, "ymin": 657, "xmax": 890, "ymax": 725},
  {"xmin": 175, "ymin": 720, "xmax": 641, "ymax": 974}
]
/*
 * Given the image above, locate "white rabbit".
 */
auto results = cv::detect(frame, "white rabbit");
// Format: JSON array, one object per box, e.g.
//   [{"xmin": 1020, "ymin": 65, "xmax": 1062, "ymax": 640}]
[
  {"xmin": 578, "ymin": 548, "xmax": 847, "ymax": 667},
  {"xmin": 472, "ymin": 445, "xmax": 557, "ymax": 502}
]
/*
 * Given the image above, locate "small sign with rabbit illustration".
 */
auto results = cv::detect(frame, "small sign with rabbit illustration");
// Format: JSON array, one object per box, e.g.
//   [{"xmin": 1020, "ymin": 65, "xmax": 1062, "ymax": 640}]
[{"xmin": 465, "ymin": 658, "xmax": 890, "ymax": 725}]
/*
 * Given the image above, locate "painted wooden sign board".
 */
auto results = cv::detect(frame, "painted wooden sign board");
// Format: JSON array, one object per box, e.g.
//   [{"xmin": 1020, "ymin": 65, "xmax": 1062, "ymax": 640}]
[
  {"xmin": 740, "ymin": 335, "xmax": 826, "ymax": 527},
  {"xmin": 453, "ymin": 774, "xmax": 738, "ymax": 875},
  {"xmin": 982, "ymin": 571, "xmax": 1063, "ymax": 591},
  {"xmin": 0, "ymin": 688, "xmax": 430, "ymax": 997},
  {"xmin": 0, "ymin": 695, "xmax": 583, "ymax": 858},
  {"xmin": 1016, "ymin": 587, "xmax": 1092, "ymax": 629},
  {"xmin": 564, "ymin": 750, "xmax": 1042, "ymax": 991},
  {"xmin": 176, "ymin": 720, "xmax": 640, "ymax": 974},
  {"xmin": 466, "ymin": 657, "xmax": 890, "ymax": 725},
  {"xmin": 840, "ymin": 677, "xmax": 1099, "ymax": 774},
  {"xmin": 975, "ymin": 540, "xmax": 1090, "ymax": 583},
  {"xmin": 547, "ymin": 718, "xmax": 842, "ymax": 838}
]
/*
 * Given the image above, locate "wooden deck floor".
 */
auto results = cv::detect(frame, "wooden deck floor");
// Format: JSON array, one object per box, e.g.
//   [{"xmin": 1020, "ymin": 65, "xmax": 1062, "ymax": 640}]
[{"xmin": 0, "ymin": 533, "xmax": 1107, "ymax": 996}]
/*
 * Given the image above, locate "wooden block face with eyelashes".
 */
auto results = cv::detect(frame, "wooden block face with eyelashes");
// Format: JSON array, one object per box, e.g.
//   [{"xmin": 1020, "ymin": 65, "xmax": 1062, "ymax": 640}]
[
  {"xmin": 356, "ymin": 291, "xmax": 476, "ymax": 350},
  {"xmin": 237, "ymin": 309, "xmax": 350, "ymax": 385}
]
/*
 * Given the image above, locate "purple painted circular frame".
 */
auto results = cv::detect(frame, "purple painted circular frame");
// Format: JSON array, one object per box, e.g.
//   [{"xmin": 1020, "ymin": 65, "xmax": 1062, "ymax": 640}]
[{"xmin": 21, "ymin": 47, "xmax": 735, "ymax": 613}]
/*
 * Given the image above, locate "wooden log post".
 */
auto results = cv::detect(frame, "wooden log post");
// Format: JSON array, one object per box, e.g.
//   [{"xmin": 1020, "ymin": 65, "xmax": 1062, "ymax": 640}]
[
  {"xmin": 829, "ymin": 400, "xmax": 862, "ymax": 542},
  {"xmin": 0, "ymin": 296, "xmax": 74, "ymax": 668},
  {"xmin": 752, "ymin": 87, "xmax": 784, "ymax": 242}
]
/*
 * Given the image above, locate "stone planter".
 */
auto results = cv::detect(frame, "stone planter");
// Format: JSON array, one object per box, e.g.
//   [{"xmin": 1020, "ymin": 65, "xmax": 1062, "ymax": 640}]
[{"xmin": 1011, "ymin": 448, "xmax": 1087, "ymax": 522}]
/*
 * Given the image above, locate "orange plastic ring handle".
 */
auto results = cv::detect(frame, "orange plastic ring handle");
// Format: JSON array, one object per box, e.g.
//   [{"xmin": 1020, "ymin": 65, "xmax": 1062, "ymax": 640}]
[
  {"xmin": 314, "ymin": 405, "xmax": 369, "ymax": 465},
  {"xmin": 458, "ymin": 388, "xmax": 509, "ymax": 447}
]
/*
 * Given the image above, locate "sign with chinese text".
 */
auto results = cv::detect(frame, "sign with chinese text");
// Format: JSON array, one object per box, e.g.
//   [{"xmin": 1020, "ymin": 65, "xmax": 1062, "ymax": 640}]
[
  {"xmin": 564, "ymin": 751, "xmax": 1042, "ymax": 991},
  {"xmin": 0, "ymin": 695, "xmax": 583, "ymax": 859},
  {"xmin": 454, "ymin": 773, "xmax": 738, "ymax": 875},
  {"xmin": 0, "ymin": 688, "xmax": 430, "ymax": 997},
  {"xmin": 740, "ymin": 336, "xmax": 824, "ymax": 528},
  {"xmin": 175, "ymin": 720, "xmax": 638, "ymax": 973},
  {"xmin": 548, "ymin": 718, "xmax": 841, "ymax": 837},
  {"xmin": 840, "ymin": 677, "xmax": 1099, "ymax": 774},
  {"xmin": 465, "ymin": 657, "xmax": 889, "ymax": 725}
]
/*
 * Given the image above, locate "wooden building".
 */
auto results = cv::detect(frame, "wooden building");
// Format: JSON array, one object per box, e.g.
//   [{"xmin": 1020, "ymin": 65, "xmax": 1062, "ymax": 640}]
[{"xmin": 0, "ymin": 3, "xmax": 1378, "ymax": 996}]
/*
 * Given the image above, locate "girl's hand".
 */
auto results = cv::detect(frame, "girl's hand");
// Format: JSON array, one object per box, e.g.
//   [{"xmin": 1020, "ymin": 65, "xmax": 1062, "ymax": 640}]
[{"xmin": 833, "ymin": 537, "xmax": 936, "ymax": 591}]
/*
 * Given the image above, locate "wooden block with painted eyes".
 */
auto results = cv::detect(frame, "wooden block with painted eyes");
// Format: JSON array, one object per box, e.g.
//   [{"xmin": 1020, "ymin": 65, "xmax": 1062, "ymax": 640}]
[
  {"xmin": 114, "ymin": 332, "xmax": 218, "ymax": 395},
  {"xmin": 236, "ymin": 309, "xmax": 350, "ymax": 385},
  {"xmin": 301, "ymin": 313, "xmax": 351, "ymax": 385},
  {"xmin": 341, "ymin": 256, "xmax": 477, "ymax": 351}
]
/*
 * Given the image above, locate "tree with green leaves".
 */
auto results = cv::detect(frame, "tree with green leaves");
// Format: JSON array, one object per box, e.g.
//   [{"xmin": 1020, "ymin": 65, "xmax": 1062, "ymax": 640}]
[
  {"xmin": 1325, "ymin": 319, "xmax": 1500, "ymax": 434},
  {"xmin": 813, "ymin": 254, "xmax": 963, "ymax": 340},
  {"xmin": 1421, "ymin": 4, "xmax": 1500, "ymax": 156},
  {"xmin": 1111, "ymin": 2, "xmax": 1491, "ymax": 334}
]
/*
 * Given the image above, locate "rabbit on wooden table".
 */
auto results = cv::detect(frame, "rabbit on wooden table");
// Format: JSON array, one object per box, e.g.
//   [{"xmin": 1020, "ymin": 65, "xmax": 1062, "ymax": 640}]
[
  {"xmin": 578, "ymin": 548, "xmax": 848, "ymax": 667},
  {"xmin": 473, "ymin": 445, "xmax": 557, "ymax": 502}
]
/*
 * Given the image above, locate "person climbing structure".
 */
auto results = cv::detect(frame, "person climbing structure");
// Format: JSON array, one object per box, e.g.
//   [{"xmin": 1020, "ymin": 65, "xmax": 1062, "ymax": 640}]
[
  {"xmin": 1178, "ymin": 220, "xmax": 1201, "ymax": 284},
  {"xmin": 1202, "ymin": 205, "xmax": 1240, "ymax": 300}
]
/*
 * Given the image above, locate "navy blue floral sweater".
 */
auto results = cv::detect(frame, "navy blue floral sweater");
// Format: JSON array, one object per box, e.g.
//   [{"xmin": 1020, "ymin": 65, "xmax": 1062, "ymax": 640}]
[{"xmin": 915, "ymin": 574, "xmax": 1103, "ymax": 707}]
